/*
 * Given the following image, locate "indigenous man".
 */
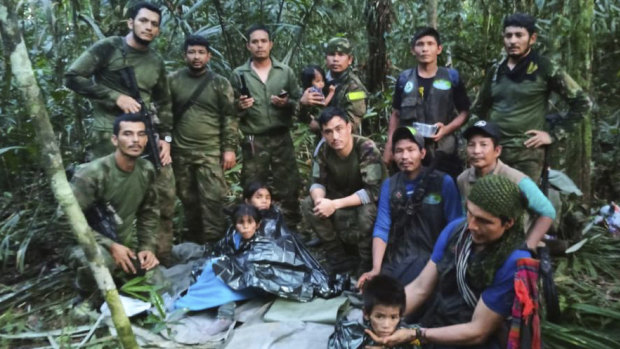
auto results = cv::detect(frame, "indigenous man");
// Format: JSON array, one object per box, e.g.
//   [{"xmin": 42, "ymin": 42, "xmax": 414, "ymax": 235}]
[
  {"xmin": 301, "ymin": 107, "xmax": 386, "ymax": 275},
  {"xmin": 301, "ymin": 37, "xmax": 368, "ymax": 133},
  {"xmin": 358, "ymin": 126, "xmax": 462, "ymax": 288},
  {"xmin": 473, "ymin": 13, "xmax": 591, "ymax": 182},
  {"xmin": 458, "ymin": 120, "xmax": 556, "ymax": 249},
  {"xmin": 68, "ymin": 114, "xmax": 159, "ymax": 292},
  {"xmin": 383, "ymin": 27, "xmax": 470, "ymax": 179},
  {"xmin": 368, "ymin": 175, "xmax": 532, "ymax": 349},
  {"xmin": 168, "ymin": 35, "xmax": 237, "ymax": 244},
  {"xmin": 230, "ymin": 24, "xmax": 301, "ymax": 226},
  {"xmin": 65, "ymin": 2, "xmax": 175, "ymax": 265}
]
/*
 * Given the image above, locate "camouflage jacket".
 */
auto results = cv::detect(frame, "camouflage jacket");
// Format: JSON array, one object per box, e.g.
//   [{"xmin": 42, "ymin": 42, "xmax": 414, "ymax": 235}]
[
  {"xmin": 71, "ymin": 154, "xmax": 159, "ymax": 252},
  {"xmin": 168, "ymin": 68, "xmax": 238, "ymax": 155},
  {"xmin": 65, "ymin": 36, "xmax": 173, "ymax": 137},
  {"xmin": 472, "ymin": 50, "xmax": 591, "ymax": 148},
  {"xmin": 311, "ymin": 135, "xmax": 386, "ymax": 203}
]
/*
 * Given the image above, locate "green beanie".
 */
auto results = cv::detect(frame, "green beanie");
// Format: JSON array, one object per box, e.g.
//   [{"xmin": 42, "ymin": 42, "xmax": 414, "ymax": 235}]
[{"xmin": 468, "ymin": 175, "xmax": 525, "ymax": 220}]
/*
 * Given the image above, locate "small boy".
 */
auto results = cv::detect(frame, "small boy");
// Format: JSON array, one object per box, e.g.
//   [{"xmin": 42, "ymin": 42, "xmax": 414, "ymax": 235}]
[{"xmin": 328, "ymin": 274, "xmax": 418, "ymax": 348}]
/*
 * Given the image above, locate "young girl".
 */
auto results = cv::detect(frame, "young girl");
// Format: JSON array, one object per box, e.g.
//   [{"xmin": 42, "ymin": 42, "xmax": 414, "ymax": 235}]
[
  {"xmin": 301, "ymin": 65, "xmax": 336, "ymax": 133},
  {"xmin": 174, "ymin": 204, "xmax": 261, "ymax": 335},
  {"xmin": 301, "ymin": 65, "xmax": 336, "ymax": 106}
]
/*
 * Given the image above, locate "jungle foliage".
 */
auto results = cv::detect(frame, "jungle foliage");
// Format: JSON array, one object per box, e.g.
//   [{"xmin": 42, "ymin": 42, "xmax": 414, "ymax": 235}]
[{"xmin": 0, "ymin": 0, "xmax": 619, "ymax": 347}]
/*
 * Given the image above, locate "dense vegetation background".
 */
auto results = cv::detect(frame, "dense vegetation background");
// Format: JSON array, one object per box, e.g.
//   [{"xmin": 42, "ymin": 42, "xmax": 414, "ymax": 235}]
[{"xmin": 0, "ymin": 0, "xmax": 618, "ymax": 347}]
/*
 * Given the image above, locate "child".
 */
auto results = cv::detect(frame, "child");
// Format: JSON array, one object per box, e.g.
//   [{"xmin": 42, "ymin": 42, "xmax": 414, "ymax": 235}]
[
  {"xmin": 301, "ymin": 65, "xmax": 336, "ymax": 106},
  {"xmin": 301, "ymin": 65, "xmax": 336, "ymax": 133},
  {"xmin": 328, "ymin": 274, "xmax": 418, "ymax": 348},
  {"xmin": 174, "ymin": 204, "xmax": 261, "ymax": 335}
]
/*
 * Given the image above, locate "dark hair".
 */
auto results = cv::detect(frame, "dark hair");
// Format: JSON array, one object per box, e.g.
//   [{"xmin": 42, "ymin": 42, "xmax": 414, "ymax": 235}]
[
  {"xmin": 363, "ymin": 274, "xmax": 406, "ymax": 316},
  {"xmin": 411, "ymin": 27, "xmax": 441, "ymax": 46},
  {"xmin": 503, "ymin": 13, "xmax": 537, "ymax": 35},
  {"xmin": 246, "ymin": 24, "xmax": 271, "ymax": 41},
  {"xmin": 318, "ymin": 106, "xmax": 348, "ymax": 128},
  {"xmin": 301, "ymin": 65, "xmax": 325, "ymax": 90},
  {"xmin": 184, "ymin": 34, "xmax": 210, "ymax": 52},
  {"xmin": 113, "ymin": 113, "xmax": 145, "ymax": 136},
  {"xmin": 128, "ymin": 2, "xmax": 161, "ymax": 20},
  {"xmin": 243, "ymin": 181, "xmax": 272, "ymax": 201},
  {"xmin": 230, "ymin": 203, "xmax": 261, "ymax": 225}
]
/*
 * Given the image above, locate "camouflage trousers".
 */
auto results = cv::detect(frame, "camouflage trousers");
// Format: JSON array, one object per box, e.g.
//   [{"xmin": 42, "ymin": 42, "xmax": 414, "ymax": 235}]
[
  {"xmin": 301, "ymin": 196, "xmax": 375, "ymax": 276},
  {"xmin": 241, "ymin": 130, "xmax": 301, "ymax": 226},
  {"xmin": 86, "ymin": 130, "xmax": 177, "ymax": 266},
  {"xmin": 501, "ymin": 146, "xmax": 545, "ymax": 184},
  {"xmin": 172, "ymin": 150, "xmax": 227, "ymax": 244}
]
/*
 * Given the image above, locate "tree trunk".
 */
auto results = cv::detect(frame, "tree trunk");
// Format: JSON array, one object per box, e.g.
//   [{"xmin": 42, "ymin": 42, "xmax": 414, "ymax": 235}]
[
  {"xmin": 427, "ymin": 0, "xmax": 438, "ymax": 29},
  {"xmin": 560, "ymin": 0, "xmax": 593, "ymax": 204},
  {"xmin": 0, "ymin": 4, "xmax": 139, "ymax": 348},
  {"xmin": 365, "ymin": 0, "xmax": 392, "ymax": 93}
]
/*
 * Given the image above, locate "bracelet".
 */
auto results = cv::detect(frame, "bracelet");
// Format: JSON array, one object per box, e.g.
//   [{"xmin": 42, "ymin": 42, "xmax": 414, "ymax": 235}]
[
  {"xmin": 421, "ymin": 328, "xmax": 428, "ymax": 344},
  {"xmin": 409, "ymin": 327, "xmax": 422, "ymax": 346}
]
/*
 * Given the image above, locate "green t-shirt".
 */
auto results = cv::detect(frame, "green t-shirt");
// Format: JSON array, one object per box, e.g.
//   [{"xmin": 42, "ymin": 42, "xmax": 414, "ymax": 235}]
[
  {"xmin": 169, "ymin": 68, "xmax": 238, "ymax": 155},
  {"xmin": 312, "ymin": 135, "xmax": 386, "ymax": 202},
  {"xmin": 65, "ymin": 36, "xmax": 172, "ymax": 136},
  {"xmin": 230, "ymin": 57, "xmax": 301, "ymax": 134},
  {"xmin": 71, "ymin": 154, "xmax": 159, "ymax": 252}
]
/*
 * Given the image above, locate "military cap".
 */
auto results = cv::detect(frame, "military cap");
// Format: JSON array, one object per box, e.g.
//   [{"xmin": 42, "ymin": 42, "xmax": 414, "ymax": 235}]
[{"xmin": 326, "ymin": 37, "xmax": 352, "ymax": 55}]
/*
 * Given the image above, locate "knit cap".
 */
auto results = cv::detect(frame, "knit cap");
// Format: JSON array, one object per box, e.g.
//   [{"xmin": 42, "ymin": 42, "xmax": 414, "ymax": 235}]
[{"xmin": 468, "ymin": 175, "xmax": 525, "ymax": 220}]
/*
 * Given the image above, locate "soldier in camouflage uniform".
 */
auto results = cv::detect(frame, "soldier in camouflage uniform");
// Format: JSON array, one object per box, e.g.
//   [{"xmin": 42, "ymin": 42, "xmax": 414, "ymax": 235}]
[
  {"xmin": 472, "ymin": 13, "xmax": 591, "ymax": 183},
  {"xmin": 230, "ymin": 24, "xmax": 302, "ymax": 226},
  {"xmin": 65, "ymin": 2, "xmax": 176, "ymax": 265},
  {"xmin": 301, "ymin": 37, "xmax": 368, "ymax": 133},
  {"xmin": 67, "ymin": 114, "xmax": 160, "ymax": 292},
  {"xmin": 301, "ymin": 107, "xmax": 386, "ymax": 276},
  {"xmin": 169, "ymin": 35, "xmax": 238, "ymax": 245}
]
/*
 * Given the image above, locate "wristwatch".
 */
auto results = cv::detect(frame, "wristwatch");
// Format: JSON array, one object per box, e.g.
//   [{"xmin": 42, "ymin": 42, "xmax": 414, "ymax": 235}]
[{"xmin": 164, "ymin": 135, "xmax": 172, "ymax": 143}]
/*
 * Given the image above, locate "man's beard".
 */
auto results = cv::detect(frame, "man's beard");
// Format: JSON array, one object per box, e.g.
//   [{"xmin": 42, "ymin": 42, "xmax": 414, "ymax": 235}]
[
  {"xmin": 132, "ymin": 31, "xmax": 152, "ymax": 47},
  {"xmin": 188, "ymin": 63, "xmax": 207, "ymax": 72},
  {"xmin": 507, "ymin": 44, "xmax": 532, "ymax": 60}
]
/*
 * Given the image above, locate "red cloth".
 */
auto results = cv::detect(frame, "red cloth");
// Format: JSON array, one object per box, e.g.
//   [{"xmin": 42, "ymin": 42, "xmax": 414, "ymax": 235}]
[{"xmin": 507, "ymin": 258, "xmax": 541, "ymax": 349}]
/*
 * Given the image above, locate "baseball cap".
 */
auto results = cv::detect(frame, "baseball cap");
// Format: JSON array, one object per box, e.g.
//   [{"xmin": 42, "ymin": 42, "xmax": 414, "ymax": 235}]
[
  {"xmin": 326, "ymin": 37, "xmax": 352, "ymax": 55},
  {"xmin": 392, "ymin": 126, "xmax": 425, "ymax": 150},
  {"xmin": 462, "ymin": 120, "xmax": 502, "ymax": 143}
]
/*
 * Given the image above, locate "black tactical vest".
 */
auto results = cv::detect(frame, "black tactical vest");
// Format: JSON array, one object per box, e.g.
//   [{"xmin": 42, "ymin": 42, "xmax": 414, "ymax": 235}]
[
  {"xmin": 381, "ymin": 170, "xmax": 447, "ymax": 285},
  {"xmin": 398, "ymin": 67, "xmax": 456, "ymax": 125}
]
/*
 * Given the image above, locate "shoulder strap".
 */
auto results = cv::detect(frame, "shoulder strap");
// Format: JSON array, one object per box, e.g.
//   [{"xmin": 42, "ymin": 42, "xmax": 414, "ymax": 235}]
[{"xmin": 174, "ymin": 71, "xmax": 213, "ymax": 126}]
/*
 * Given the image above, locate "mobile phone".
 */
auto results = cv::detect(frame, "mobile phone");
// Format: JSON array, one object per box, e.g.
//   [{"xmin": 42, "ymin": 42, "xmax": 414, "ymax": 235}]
[{"xmin": 278, "ymin": 90, "xmax": 289, "ymax": 98}]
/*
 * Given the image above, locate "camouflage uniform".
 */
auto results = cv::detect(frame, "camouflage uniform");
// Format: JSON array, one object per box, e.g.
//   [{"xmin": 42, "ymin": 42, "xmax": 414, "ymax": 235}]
[
  {"xmin": 231, "ymin": 57, "xmax": 302, "ymax": 226},
  {"xmin": 65, "ymin": 36, "xmax": 176, "ymax": 263},
  {"xmin": 169, "ymin": 68, "xmax": 237, "ymax": 244},
  {"xmin": 302, "ymin": 135, "xmax": 386, "ymax": 275},
  {"xmin": 325, "ymin": 38, "xmax": 368, "ymax": 132},
  {"xmin": 66, "ymin": 154, "xmax": 159, "ymax": 292},
  {"xmin": 472, "ymin": 50, "xmax": 591, "ymax": 182}
]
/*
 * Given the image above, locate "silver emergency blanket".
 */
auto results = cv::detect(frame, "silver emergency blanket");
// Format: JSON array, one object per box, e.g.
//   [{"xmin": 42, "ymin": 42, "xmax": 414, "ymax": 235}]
[{"xmin": 209, "ymin": 208, "xmax": 347, "ymax": 302}]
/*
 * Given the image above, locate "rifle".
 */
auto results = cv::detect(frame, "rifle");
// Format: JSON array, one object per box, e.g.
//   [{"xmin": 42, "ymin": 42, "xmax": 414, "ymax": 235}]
[
  {"xmin": 239, "ymin": 74, "xmax": 251, "ymax": 98},
  {"xmin": 119, "ymin": 66, "xmax": 163, "ymax": 170},
  {"xmin": 84, "ymin": 202, "xmax": 123, "ymax": 242}
]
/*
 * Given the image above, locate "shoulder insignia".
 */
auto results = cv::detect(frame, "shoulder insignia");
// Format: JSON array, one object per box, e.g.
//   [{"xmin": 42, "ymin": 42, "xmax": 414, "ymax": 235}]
[{"xmin": 346, "ymin": 91, "xmax": 367, "ymax": 101}]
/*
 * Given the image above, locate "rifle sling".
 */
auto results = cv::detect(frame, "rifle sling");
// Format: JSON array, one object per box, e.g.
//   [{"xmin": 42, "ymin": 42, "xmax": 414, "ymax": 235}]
[{"xmin": 174, "ymin": 71, "xmax": 213, "ymax": 126}]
